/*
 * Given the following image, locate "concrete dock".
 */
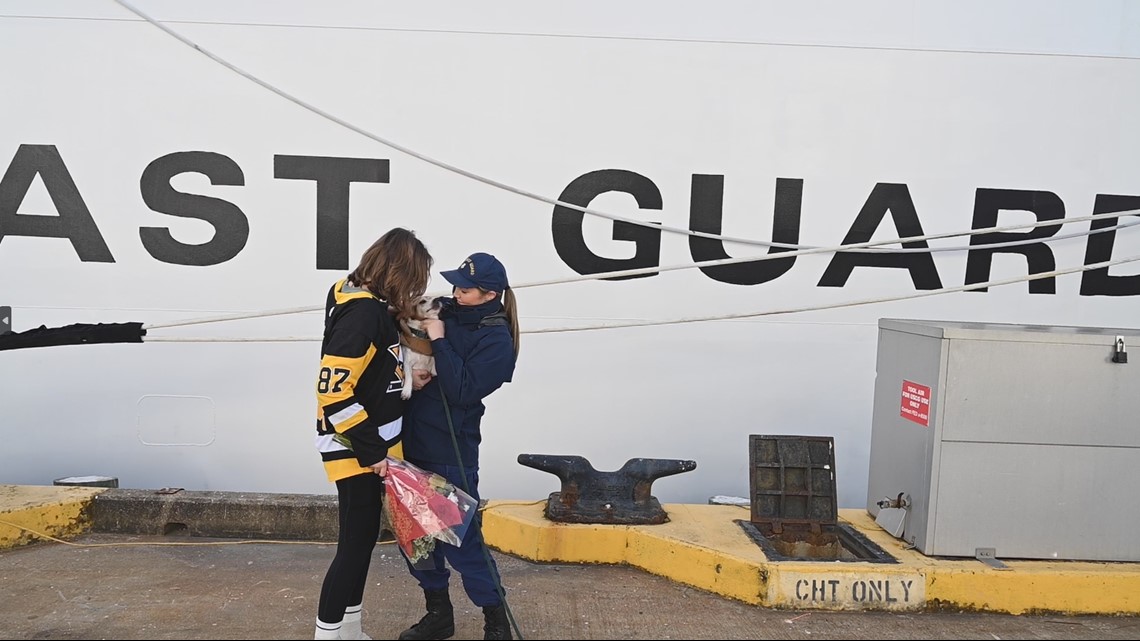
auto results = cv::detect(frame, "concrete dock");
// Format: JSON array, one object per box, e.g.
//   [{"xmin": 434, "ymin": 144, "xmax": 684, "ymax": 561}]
[{"xmin": 1, "ymin": 484, "xmax": 1137, "ymax": 639}]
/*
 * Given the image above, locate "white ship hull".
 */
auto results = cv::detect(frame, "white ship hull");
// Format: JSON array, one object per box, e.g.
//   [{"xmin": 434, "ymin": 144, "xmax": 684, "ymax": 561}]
[{"xmin": 2, "ymin": 1, "xmax": 1139, "ymax": 507}]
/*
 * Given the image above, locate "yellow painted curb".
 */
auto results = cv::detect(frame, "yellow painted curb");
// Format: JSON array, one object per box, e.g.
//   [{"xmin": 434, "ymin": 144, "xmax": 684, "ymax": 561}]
[
  {"xmin": 4, "ymin": 486, "xmax": 1137, "ymax": 615},
  {"xmin": 839, "ymin": 509, "xmax": 1140, "ymax": 615},
  {"xmin": 481, "ymin": 502, "xmax": 771, "ymax": 606},
  {"xmin": 482, "ymin": 501, "xmax": 1140, "ymax": 615},
  {"xmin": 0, "ymin": 484, "xmax": 104, "ymax": 549}
]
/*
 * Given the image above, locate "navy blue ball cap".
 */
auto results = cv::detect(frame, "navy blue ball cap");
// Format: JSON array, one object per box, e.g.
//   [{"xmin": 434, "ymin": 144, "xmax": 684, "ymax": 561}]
[{"xmin": 440, "ymin": 252, "xmax": 510, "ymax": 292}]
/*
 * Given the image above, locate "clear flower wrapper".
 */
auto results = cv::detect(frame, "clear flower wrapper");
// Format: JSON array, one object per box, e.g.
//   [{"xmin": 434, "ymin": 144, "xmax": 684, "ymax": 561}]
[{"xmin": 381, "ymin": 456, "xmax": 479, "ymax": 565}]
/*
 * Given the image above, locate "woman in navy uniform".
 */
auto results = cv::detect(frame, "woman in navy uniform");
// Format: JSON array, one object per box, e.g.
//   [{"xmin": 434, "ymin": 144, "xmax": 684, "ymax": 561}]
[{"xmin": 398, "ymin": 252, "xmax": 520, "ymax": 641}]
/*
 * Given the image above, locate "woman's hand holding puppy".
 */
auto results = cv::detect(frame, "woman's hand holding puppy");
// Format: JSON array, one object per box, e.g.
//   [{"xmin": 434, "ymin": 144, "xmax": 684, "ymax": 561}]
[
  {"xmin": 422, "ymin": 318, "xmax": 445, "ymax": 340},
  {"xmin": 411, "ymin": 369, "xmax": 433, "ymax": 390}
]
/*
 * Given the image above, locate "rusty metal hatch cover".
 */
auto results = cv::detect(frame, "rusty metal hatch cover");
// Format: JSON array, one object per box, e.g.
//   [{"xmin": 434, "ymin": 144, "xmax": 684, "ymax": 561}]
[{"xmin": 749, "ymin": 434, "xmax": 837, "ymax": 533}]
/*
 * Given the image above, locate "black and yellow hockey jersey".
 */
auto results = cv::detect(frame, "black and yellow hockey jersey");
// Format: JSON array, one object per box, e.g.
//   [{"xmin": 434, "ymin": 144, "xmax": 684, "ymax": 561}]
[{"xmin": 314, "ymin": 278, "xmax": 405, "ymax": 482}]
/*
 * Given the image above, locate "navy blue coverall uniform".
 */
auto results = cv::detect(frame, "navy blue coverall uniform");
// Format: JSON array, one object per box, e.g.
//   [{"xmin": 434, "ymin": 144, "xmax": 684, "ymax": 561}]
[{"xmin": 400, "ymin": 297, "xmax": 516, "ymax": 607}]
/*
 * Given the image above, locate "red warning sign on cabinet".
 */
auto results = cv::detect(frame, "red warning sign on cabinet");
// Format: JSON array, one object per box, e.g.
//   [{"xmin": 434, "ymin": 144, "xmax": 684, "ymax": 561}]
[{"xmin": 900, "ymin": 380, "xmax": 931, "ymax": 426}]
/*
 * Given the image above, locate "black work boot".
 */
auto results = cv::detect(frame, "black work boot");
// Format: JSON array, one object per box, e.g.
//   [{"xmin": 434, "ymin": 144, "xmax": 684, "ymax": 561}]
[
  {"xmin": 397, "ymin": 589, "xmax": 454, "ymax": 640},
  {"xmin": 482, "ymin": 604, "xmax": 512, "ymax": 640}
]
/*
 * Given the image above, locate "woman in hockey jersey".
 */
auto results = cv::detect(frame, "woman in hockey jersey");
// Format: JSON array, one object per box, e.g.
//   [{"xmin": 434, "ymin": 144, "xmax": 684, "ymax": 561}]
[{"xmin": 312, "ymin": 227, "xmax": 433, "ymax": 640}]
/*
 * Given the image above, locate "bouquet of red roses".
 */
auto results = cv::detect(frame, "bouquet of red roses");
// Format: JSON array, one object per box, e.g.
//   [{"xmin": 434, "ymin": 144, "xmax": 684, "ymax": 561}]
[{"xmin": 382, "ymin": 456, "xmax": 478, "ymax": 564}]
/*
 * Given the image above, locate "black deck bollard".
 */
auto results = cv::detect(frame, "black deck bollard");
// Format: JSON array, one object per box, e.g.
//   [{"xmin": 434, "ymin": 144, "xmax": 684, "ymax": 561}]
[{"xmin": 518, "ymin": 454, "xmax": 697, "ymax": 524}]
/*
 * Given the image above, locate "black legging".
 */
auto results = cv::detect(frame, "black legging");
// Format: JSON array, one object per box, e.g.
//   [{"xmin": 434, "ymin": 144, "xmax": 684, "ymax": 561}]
[{"xmin": 318, "ymin": 472, "xmax": 384, "ymax": 623}]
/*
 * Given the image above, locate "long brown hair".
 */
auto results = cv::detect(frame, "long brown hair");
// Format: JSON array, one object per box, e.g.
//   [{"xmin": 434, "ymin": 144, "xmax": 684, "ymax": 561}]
[
  {"xmin": 500, "ymin": 288, "xmax": 521, "ymax": 360},
  {"xmin": 347, "ymin": 228, "xmax": 432, "ymax": 319},
  {"xmin": 472, "ymin": 286, "xmax": 520, "ymax": 359}
]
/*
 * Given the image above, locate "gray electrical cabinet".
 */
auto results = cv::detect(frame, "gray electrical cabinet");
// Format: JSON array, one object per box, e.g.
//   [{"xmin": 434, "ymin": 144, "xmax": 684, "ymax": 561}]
[{"xmin": 865, "ymin": 318, "xmax": 1140, "ymax": 562}]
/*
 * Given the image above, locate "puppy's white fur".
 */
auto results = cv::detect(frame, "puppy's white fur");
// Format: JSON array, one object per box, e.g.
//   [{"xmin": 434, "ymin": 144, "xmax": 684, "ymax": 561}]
[{"xmin": 400, "ymin": 295, "xmax": 441, "ymax": 400}]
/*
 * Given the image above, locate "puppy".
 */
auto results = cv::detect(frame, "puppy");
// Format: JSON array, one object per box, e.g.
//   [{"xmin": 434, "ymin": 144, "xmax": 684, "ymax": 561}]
[{"xmin": 398, "ymin": 295, "xmax": 442, "ymax": 400}]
